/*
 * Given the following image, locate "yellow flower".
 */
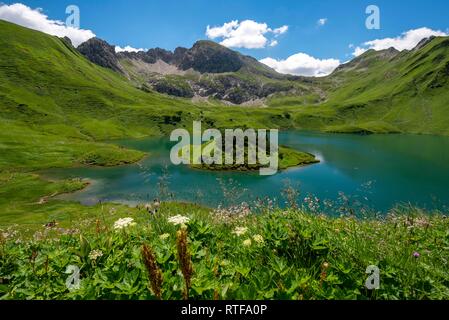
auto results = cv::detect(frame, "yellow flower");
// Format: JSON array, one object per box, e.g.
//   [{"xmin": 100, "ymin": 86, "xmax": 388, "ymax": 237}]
[
  {"xmin": 88, "ymin": 249, "xmax": 103, "ymax": 261},
  {"xmin": 243, "ymin": 239, "xmax": 252, "ymax": 247},
  {"xmin": 159, "ymin": 233, "xmax": 170, "ymax": 240},
  {"xmin": 253, "ymin": 234, "xmax": 264, "ymax": 244}
]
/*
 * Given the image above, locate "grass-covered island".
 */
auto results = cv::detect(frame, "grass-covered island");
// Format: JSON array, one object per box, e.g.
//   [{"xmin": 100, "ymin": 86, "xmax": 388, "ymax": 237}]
[{"xmin": 180, "ymin": 140, "xmax": 319, "ymax": 172}]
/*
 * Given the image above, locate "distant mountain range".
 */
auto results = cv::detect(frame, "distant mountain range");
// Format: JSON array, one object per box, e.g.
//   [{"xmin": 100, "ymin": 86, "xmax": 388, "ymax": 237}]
[
  {"xmin": 1, "ymin": 18, "xmax": 449, "ymax": 144},
  {"xmin": 77, "ymin": 37, "xmax": 317, "ymax": 104},
  {"xmin": 76, "ymin": 33, "xmax": 449, "ymax": 135}
]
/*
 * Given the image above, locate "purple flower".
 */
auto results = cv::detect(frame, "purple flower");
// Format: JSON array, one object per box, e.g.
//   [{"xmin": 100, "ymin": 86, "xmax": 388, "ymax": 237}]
[{"xmin": 413, "ymin": 252, "xmax": 420, "ymax": 258}]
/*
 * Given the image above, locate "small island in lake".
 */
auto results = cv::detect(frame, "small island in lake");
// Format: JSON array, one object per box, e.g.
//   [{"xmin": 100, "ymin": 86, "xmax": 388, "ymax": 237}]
[{"xmin": 178, "ymin": 139, "xmax": 319, "ymax": 173}]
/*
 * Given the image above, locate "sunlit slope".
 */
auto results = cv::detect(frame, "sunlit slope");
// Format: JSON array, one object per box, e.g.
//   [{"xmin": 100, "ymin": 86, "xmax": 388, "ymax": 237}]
[
  {"xmin": 0, "ymin": 20, "xmax": 305, "ymax": 170},
  {"xmin": 266, "ymin": 37, "xmax": 449, "ymax": 135},
  {"xmin": 322, "ymin": 37, "xmax": 449, "ymax": 135},
  {"xmin": 1, "ymin": 17, "xmax": 449, "ymax": 172},
  {"xmin": 0, "ymin": 19, "xmax": 199, "ymax": 135},
  {"xmin": 0, "ymin": 19, "xmax": 198, "ymax": 170}
]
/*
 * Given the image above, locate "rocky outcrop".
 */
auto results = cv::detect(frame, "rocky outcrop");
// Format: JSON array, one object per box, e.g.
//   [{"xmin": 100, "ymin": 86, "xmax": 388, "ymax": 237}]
[
  {"xmin": 176, "ymin": 41, "xmax": 244, "ymax": 73},
  {"xmin": 118, "ymin": 47, "xmax": 175, "ymax": 64},
  {"xmin": 77, "ymin": 38, "xmax": 123, "ymax": 73},
  {"xmin": 115, "ymin": 41, "xmax": 246, "ymax": 74},
  {"xmin": 76, "ymin": 38, "xmax": 307, "ymax": 104}
]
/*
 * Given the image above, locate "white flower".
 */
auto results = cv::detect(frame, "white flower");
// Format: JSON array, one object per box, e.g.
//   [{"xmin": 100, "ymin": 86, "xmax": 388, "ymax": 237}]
[
  {"xmin": 243, "ymin": 239, "xmax": 252, "ymax": 247},
  {"xmin": 113, "ymin": 217, "xmax": 136, "ymax": 230},
  {"xmin": 88, "ymin": 249, "xmax": 103, "ymax": 261},
  {"xmin": 232, "ymin": 226, "xmax": 248, "ymax": 237},
  {"xmin": 253, "ymin": 235, "xmax": 264, "ymax": 244},
  {"xmin": 168, "ymin": 215, "xmax": 190, "ymax": 226},
  {"xmin": 159, "ymin": 233, "xmax": 170, "ymax": 240}
]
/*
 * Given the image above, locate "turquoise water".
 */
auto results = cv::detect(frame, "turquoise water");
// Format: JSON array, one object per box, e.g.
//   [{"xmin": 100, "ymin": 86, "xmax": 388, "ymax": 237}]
[{"xmin": 44, "ymin": 132, "xmax": 449, "ymax": 213}]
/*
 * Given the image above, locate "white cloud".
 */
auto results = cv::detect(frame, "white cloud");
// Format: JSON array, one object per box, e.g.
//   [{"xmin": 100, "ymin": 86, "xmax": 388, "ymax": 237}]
[
  {"xmin": 115, "ymin": 45, "xmax": 147, "ymax": 53},
  {"xmin": 0, "ymin": 3, "xmax": 95, "ymax": 47},
  {"xmin": 272, "ymin": 25, "xmax": 288, "ymax": 35},
  {"xmin": 317, "ymin": 18, "xmax": 328, "ymax": 26},
  {"xmin": 205, "ymin": 20, "xmax": 239, "ymax": 39},
  {"xmin": 206, "ymin": 20, "xmax": 288, "ymax": 49},
  {"xmin": 352, "ymin": 46, "xmax": 368, "ymax": 57},
  {"xmin": 269, "ymin": 40, "xmax": 278, "ymax": 47},
  {"xmin": 352, "ymin": 27, "xmax": 448, "ymax": 56},
  {"xmin": 260, "ymin": 53, "xmax": 340, "ymax": 77}
]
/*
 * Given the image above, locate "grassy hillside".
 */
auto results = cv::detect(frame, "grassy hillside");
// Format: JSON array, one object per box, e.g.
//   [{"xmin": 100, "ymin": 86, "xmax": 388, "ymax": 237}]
[
  {"xmin": 0, "ymin": 20, "xmax": 155, "ymax": 170},
  {"xmin": 2, "ymin": 18, "xmax": 449, "ymax": 177},
  {"xmin": 0, "ymin": 20, "xmax": 306, "ymax": 227},
  {"xmin": 0, "ymin": 20, "xmax": 301, "ymax": 172},
  {"xmin": 326, "ymin": 38, "xmax": 449, "ymax": 135},
  {"xmin": 268, "ymin": 38, "xmax": 449, "ymax": 135}
]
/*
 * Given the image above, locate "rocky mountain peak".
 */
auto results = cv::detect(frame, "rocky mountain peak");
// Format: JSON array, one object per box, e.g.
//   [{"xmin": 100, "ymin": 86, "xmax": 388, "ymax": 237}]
[
  {"xmin": 413, "ymin": 36, "xmax": 437, "ymax": 51},
  {"xmin": 75, "ymin": 37, "xmax": 295, "ymax": 104},
  {"xmin": 77, "ymin": 38, "xmax": 122, "ymax": 73},
  {"xmin": 177, "ymin": 40, "xmax": 244, "ymax": 73}
]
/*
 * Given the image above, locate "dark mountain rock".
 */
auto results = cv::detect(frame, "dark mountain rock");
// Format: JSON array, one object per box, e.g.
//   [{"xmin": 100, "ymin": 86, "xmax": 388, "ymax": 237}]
[
  {"xmin": 62, "ymin": 36, "xmax": 73, "ymax": 47},
  {"xmin": 76, "ymin": 37, "xmax": 305, "ymax": 104},
  {"xmin": 173, "ymin": 47, "xmax": 188, "ymax": 64},
  {"xmin": 147, "ymin": 48, "xmax": 175, "ymax": 64},
  {"xmin": 151, "ymin": 77, "xmax": 194, "ymax": 98},
  {"xmin": 177, "ymin": 40, "xmax": 243, "ymax": 73},
  {"xmin": 118, "ymin": 47, "xmax": 175, "ymax": 64},
  {"xmin": 77, "ymin": 38, "xmax": 122, "ymax": 73},
  {"xmin": 112, "ymin": 41, "xmax": 250, "ymax": 74},
  {"xmin": 77, "ymin": 37, "xmax": 280, "ymax": 76}
]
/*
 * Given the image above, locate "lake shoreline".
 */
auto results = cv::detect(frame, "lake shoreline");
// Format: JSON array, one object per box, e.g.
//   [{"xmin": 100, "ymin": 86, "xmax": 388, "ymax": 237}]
[{"xmin": 33, "ymin": 131, "xmax": 449, "ymax": 213}]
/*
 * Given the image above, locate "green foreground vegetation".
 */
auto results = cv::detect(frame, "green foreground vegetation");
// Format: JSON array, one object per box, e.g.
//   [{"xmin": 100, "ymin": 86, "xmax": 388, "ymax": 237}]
[
  {"xmin": 1, "ymin": 171, "xmax": 449, "ymax": 300},
  {"xmin": 1, "ymin": 202, "xmax": 448, "ymax": 300}
]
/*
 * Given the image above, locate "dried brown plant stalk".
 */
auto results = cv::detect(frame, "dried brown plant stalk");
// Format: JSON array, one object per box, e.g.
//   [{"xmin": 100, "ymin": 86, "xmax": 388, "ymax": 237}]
[
  {"xmin": 141, "ymin": 244, "xmax": 163, "ymax": 299},
  {"xmin": 176, "ymin": 227, "xmax": 193, "ymax": 300}
]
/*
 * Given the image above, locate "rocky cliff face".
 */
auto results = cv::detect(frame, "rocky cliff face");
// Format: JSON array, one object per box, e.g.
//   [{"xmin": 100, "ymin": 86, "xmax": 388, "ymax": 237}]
[
  {"xmin": 119, "ymin": 47, "xmax": 176, "ymax": 65},
  {"xmin": 76, "ymin": 38, "xmax": 312, "ymax": 104},
  {"xmin": 176, "ymin": 41, "xmax": 244, "ymax": 73},
  {"xmin": 77, "ymin": 38, "xmax": 123, "ymax": 73},
  {"xmin": 116, "ymin": 40, "xmax": 247, "ymax": 74}
]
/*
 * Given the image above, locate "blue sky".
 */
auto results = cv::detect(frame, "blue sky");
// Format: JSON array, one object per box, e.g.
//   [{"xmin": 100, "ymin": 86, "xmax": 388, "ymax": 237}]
[{"xmin": 1, "ymin": 0, "xmax": 448, "ymax": 76}]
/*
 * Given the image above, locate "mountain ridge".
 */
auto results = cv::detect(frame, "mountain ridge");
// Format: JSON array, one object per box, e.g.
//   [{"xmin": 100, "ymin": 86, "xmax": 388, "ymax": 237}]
[
  {"xmin": 77, "ymin": 37, "xmax": 315, "ymax": 104},
  {"xmin": 76, "ymin": 34, "xmax": 449, "ymax": 109},
  {"xmin": 1, "ymin": 19, "xmax": 449, "ymax": 138}
]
